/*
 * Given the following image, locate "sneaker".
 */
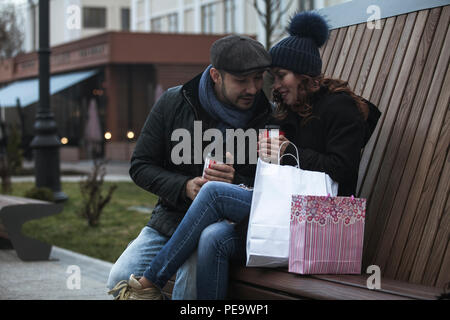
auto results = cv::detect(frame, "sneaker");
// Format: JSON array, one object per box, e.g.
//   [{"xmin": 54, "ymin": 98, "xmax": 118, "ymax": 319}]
[{"xmin": 108, "ymin": 274, "xmax": 164, "ymax": 300}]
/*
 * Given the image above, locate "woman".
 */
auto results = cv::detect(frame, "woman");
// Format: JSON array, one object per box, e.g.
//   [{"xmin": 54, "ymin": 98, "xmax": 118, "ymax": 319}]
[
  {"xmin": 108, "ymin": 11, "xmax": 380, "ymax": 300},
  {"xmin": 266, "ymin": 10, "xmax": 372, "ymax": 196}
]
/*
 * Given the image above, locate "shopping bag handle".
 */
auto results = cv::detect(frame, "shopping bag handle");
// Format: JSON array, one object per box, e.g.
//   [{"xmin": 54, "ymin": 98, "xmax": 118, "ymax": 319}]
[{"xmin": 277, "ymin": 141, "xmax": 300, "ymax": 168}]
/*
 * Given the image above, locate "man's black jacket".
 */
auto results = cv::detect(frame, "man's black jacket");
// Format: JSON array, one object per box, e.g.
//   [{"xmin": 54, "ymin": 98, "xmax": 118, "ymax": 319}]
[{"xmin": 130, "ymin": 73, "xmax": 273, "ymax": 237}]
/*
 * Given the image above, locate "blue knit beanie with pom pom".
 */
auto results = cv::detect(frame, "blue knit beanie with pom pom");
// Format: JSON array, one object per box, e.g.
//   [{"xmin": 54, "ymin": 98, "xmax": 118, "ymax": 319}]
[{"xmin": 270, "ymin": 11, "xmax": 329, "ymax": 76}]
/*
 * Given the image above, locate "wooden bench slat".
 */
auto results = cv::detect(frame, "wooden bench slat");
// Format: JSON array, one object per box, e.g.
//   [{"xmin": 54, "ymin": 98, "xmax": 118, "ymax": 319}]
[
  {"xmin": 321, "ymin": 29, "xmax": 338, "ymax": 71},
  {"xmin": 412, "ymin": 145, "xmax": 450, "ymax": 285},
  {"xmin": 406, "ymin": 21, "xmax": 450, "ymax": 285},
  {"xmin": 354, "ymin": 18, "xmax": 393, "ymax": 97},
  {"xmin": 395, "ymin": 71, "xmax": 450, "ymax": 282},
  {"xmin": 434, "ymin": 239, "xmax": 450, "ymax": 288},
  {"xmin": 407, "ymin": 10, "xmax": 450, "ymax": 287},
  {"xmin": 361, "ymin": 11, "xmax": 418, "ymax": 264},
  {"xmin": 356, "ymin": 20, "xmax": 395, "ymax": 196},
  {"xmin": 382, "ymin": 8, "xmax": 449, "ymax": 281},
  {"xmin": 396, "ymin": 77, "xmax": 450, "ymax": 282},
  {"xmin": 364, "ymin": 9, "xmax": 424, "ymax": 211},
  {"xmin": 357, "ymin": 14, "xmax": 407, "ymax": 199},
  {"xmin": 229, "ymin": 282, "xmax": 300, "ymax": 300},
  {"xmin": 332, "ymin": 24, "xmax": 357, "ymax": 79},
  {"xmin": 361, "ymin": 18, "xmax": 395, "ymax": 102},
  {"xmin": 273, "ymin": 268, "xmax": 442, "ymax": 300},
  {"xmin": 230, "ymin": 267, "xmax": 411, "ymax": 300},
  {"xmin": 347, "ymin": 20, "xmax": 378, "ymax": 91},
  {"xmin": 372, "ymin": 8, "xmax": 436, "ymax": 273},
  {"xmin": 340, "ymin": 23, "xmax": 366, "ymax": 82},
  {"xmin": 366, "ymin": 18, "xmax": 396, "ymax": 107},
  {"xmin": 311, "ymin": 274, "xmax": 443, "ymax": 300},
  {"xmin": 356, "ymin": 16, "xmax": 402, "ymax": 196},
  {"xmin": 324, "ymin": 27, "xmax": 348, "ymax": 77},
  {"xmin": 359, "ymin": 12, "xmax": 413, "ymax": 201}
]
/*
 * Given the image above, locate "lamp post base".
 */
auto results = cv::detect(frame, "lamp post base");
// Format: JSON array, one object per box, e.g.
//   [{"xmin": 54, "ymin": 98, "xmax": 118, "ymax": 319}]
[
  {"xmin": 52, "ymin": 190, "xmax": 69, "ymax": 203},
  {"xmin": 32, "ymin": 141, "xmax": 68, "ymax": 203}
]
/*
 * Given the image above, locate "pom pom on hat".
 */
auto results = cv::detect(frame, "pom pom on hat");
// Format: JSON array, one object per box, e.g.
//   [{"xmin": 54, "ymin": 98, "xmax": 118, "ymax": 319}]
[
  {"xmin": 269, "ymin": 11, "xmax": 330, "ymax": 77},
  {"xmin": 288, "ymin": 11, "xmax": 329, "ymax": 48}
]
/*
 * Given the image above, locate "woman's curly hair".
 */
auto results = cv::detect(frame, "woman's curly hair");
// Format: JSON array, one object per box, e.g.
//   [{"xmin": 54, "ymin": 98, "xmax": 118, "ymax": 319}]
[{"xmin": 273, "ymin": 74, "xmax": 369, "ymax": 125}]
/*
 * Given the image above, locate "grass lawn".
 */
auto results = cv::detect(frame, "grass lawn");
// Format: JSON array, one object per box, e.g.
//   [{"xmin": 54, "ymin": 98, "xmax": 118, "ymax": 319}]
[{"xmin": 4, "ymin": 181, "xmax": 157, "ymax": 263}]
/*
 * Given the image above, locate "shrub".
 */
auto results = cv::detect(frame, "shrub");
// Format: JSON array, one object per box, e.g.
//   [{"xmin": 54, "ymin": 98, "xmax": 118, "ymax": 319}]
[
  {"xmin": 0, "ymin": 124, "xmax": 24, "ymax": 194},
  {"xmin": 6, "ymin": 125, "xmax": 23, "ymax": 175},
  {"xmin": 79, "ymin": 159, "xmax": 117, "ymax": 227},
  {"xmin": 24, "ymin": 186, "xmax": 55, "ymax": 202},
  {"xmin": 0, "ymin": 155, "xmax": 11, "ymax": 194}
]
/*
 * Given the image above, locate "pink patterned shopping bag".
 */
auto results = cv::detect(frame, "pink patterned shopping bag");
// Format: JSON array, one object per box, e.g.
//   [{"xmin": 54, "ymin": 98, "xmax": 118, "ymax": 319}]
[{"xmin": 289, "ymin": 195, "xmax": 366, "ymax": 274}]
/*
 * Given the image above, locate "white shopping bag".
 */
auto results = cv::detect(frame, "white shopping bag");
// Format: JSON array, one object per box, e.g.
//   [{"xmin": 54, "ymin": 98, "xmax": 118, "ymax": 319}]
[{"xmin": 246, "ymin": 143, "xmax": 338, "ymax": 267}]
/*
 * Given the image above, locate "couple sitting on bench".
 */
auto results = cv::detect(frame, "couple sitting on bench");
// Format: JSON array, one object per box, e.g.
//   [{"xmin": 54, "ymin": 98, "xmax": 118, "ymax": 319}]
[{"xmin": 107, "ymin": 12, "xmax": 381, "ymax": 300}]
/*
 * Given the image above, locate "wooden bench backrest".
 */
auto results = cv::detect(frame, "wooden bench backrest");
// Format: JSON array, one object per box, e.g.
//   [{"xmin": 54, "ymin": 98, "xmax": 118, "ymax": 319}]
[{"xmin": 320, "ymin": 5, "xmax": 449, "ymax": 288}]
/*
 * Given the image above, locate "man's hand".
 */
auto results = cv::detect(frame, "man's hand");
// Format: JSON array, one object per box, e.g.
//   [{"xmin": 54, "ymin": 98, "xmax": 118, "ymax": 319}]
[
  {"xmin": 185, "ymin": 177, "xmax": 208, "ymax": 201},
  {"xmin": 203, "ymin": 152, "xmax": 235, "ymax": 184}
]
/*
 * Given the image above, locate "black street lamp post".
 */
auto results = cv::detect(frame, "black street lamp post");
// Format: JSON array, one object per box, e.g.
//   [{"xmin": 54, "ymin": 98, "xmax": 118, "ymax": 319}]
[{"xmin": 30, "ymin": 0, "xmax": 68, "ymax": 202}]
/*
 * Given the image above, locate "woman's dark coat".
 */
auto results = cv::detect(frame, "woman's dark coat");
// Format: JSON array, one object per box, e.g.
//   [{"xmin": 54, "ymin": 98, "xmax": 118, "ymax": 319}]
[{"xmin": 278, "ymin": 89, "xmax": 381, "ymax": 196}]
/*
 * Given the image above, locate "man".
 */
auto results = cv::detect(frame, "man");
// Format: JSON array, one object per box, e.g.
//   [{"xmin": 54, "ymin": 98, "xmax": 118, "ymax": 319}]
[{"xmin": 107, "ymin": 35, "xmax": 272, "ymax": 299}]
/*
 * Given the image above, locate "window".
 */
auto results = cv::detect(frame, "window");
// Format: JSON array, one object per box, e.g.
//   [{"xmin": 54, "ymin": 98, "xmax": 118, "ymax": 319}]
[
  {"xmin": 201, "ymin": 3, "xmax": 216, "ymax": 33},
  {"xmin": 167, "ymin": 13, "xmax": 178, "ymax": 33},
  {"xmin": 121, "ymin": 8, "xmax": 130, "ymax": 31},
  {"xmin": 151, "ymin": 17, "xmax": 163, "ymax": 32},
  {"xmin": 83, "ymin": 7, "xmax": 106, "ymax": 29},
  {"xmin": 224, "ymin": 0, "xmax": 235, "ymax": 33}
]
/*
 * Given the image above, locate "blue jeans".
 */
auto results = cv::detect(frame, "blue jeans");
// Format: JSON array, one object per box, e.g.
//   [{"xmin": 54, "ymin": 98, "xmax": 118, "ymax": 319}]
[
  {"xmin": 197, "ymin": 220, "xmax": 246, "ymax": 299},
  {"xmin": 143, "ymin": 181, "xmax": 253, "ymax": 296},
  {"xmin": 106, "ymin": 226, "xmax": 197, "ymax": 300}
]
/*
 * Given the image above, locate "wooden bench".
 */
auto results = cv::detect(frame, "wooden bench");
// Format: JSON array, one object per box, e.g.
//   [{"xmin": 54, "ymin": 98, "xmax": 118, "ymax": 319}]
[
  {"xmin": 230, "ymin": 3, "xmax": 449, "ymax": 300},
  {"xmin": 163, "ymin": 2, "xmax": 449, "ymax": 300},
  {"xmin": 162, "ymin": 265, "xmax": 444, "ymax": 300},
  {"xmin": 0, "ymin": 195, "xmax": 63, "ymax": 261},
  {"xmin": 227, "ymin": 267, "xmax": 444, "ymax": 300}
]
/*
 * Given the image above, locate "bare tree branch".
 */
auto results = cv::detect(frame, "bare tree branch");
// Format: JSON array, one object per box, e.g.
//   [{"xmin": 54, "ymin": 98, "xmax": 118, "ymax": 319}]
[
  {"xmin": 253, "ymin": 0, "xmax": 269, "ymax": 27},
  {"xmin": 273, "ymin": 0, "xmax": 294, "ymax": 29},
  {"xmin": 253, "ymin": 0, "xmax": 266, "ymax": 18},
  {"xmin": 252, "ymin": 0, "xmax": 296, "ymax": 49},
  {"xmin": 0, "ymin": 3, "xmax": 24, "ymax": 59},
  {"xmin": 282, "ymin": 0, "xmax": 295, "ymax": 15}
]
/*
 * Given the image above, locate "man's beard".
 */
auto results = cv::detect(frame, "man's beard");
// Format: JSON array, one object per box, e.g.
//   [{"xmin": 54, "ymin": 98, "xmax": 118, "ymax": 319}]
[{"xmin": 220, "ymin": 84, "xmax": 255, "ymax": 110}]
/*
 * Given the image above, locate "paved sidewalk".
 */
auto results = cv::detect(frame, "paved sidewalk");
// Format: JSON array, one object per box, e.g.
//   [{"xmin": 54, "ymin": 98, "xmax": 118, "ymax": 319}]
[
  {"xmin": 1, "ymin": 160, "xmax": 128, "ymax": 300},
  {"xmin": 0, "ymin": 246, "xmax": 113, "ymax": 300},
  {"xmin": 13, "ymin": 160, "xmax": 132, "ymax": 183}
]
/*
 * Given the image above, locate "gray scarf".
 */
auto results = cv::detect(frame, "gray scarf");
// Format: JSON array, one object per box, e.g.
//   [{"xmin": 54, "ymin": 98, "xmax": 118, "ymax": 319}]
[{"xmin": 198, "ymin": 65, "xmax": 257, "ymax": 134}]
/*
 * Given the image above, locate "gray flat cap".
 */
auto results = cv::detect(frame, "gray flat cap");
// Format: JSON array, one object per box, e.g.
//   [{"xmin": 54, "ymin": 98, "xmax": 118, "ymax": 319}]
[{"xmin": 210, "ymin": 35, "xmax": 271, "ymax": 75}]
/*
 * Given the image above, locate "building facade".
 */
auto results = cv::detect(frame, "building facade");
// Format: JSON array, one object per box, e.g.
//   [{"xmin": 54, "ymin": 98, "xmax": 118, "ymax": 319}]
[
  {"xmin": 20, "ymin": 0, "xmax": 350, "ymax": 52},
  {"xmin": 24, "ymin": 0, "xmax": 131, "ymax": 52},
  {"xmin": 0, "ymin": 32, "xmax": 224, "ymax": 161},
  {"xmin": 2, "ymin": 0, "xmax": 350, "ymax": 162},
  {"xmin": 131, "ymin": 0, "xmax": 349, "ymax": 47}
]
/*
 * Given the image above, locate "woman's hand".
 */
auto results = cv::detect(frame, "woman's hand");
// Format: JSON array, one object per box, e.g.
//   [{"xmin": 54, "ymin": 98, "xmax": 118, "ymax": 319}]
[
  {"xmin": 203, "ymin": 152, "xmax": 235, "ymax": 184},
  {"xmin": 258, "ymin": 134, "xmax": 290, "ymax": 164}
]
